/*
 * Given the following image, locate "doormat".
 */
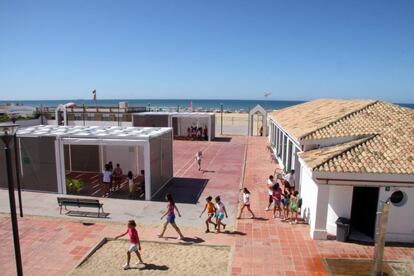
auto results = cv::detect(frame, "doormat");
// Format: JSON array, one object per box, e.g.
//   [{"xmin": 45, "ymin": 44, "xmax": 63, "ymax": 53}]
[{"xmin": 323, "ymin": 258, "xmax": 414, "ymax": 275}]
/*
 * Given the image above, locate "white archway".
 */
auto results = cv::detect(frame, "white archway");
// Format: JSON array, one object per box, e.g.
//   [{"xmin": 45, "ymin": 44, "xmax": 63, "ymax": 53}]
[{"xmin": 248, "ymin": 104, "xmax": 268, "ymax": 136}]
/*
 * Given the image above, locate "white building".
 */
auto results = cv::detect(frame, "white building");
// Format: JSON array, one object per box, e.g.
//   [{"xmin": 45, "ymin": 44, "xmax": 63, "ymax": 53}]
[{"xmin": 268, "ymin": 99, "xmax": 414, "ymax": 243}]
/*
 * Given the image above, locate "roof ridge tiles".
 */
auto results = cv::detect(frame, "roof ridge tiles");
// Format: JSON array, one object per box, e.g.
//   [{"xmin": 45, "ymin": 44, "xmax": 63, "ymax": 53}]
[{"xmin": 301, "ymin": 100, "xmax": 379, "ymax": 140}]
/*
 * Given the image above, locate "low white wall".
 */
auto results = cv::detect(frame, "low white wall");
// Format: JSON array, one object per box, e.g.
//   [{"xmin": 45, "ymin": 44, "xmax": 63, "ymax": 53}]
[
  {"xmin": 326, "ymin": 185, "xmax": 353, "ymax": 235},
  {"xmin": 379, "ymin": 186, "xmax": 414, "ymax": 243}
]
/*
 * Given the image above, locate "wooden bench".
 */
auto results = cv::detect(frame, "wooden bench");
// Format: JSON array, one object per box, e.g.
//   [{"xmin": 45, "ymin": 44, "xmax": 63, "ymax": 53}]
[{"xmin": 57, "ymin": 197, "xmax": 104, "ymax": 217}]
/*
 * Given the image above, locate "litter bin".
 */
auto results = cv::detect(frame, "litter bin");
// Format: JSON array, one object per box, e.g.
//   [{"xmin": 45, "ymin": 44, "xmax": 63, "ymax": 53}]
[{"xmin": 335, "ymin": 217, "xmax": 351, "ymax": 242}]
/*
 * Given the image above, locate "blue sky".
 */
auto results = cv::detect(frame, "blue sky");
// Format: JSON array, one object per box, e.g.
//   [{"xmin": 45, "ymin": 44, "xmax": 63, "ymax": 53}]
[{"xmin": 1, "ymin": 0, "xmax": 413, "ymax": 102}]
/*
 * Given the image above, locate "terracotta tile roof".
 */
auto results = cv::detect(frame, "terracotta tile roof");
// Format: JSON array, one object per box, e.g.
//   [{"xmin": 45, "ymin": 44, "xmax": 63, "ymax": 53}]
[
  {"xmin": 298, "ymin": 136, "xmax": 374, "ymax": 171},
  {"xmin": 288, "ymin": 100, "xmax": 414, "ymax": 175},
  {"xmin": 268, "ymin": 99, "xmax": 375, "ymax": 141}
]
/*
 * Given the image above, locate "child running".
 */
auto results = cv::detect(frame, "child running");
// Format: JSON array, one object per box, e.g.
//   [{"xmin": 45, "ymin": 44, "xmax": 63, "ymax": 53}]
[
  {"xmin": 237, "ymin": 188, "xmax": 255, "ymax": 219},
  {"xmin": 199, "ymin": 196, "xmax": 217, "ymax": 233},
  {"xmin": 215, "ymin": 196, "xmax": 228, "ymax": 233},
  {"xmin": 159, "ymin": 193, "xmax": 185, "ymax": 240},
  {"xmin": 195, "ymin": 151, "xmax": 203, "ymax": 171},
  {"xmin": 114, "ymin": 220, "xmax": 143, "ymax": 270}
]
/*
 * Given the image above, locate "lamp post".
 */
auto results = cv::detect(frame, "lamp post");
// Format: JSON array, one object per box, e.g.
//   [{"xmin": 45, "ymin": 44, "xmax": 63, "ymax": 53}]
[
  {"xmin": 0, "ymin": 123, "xmax": 23, "ymax": 276},
  {"xmin": 220, "ymin": 103, "xmax": 223, "ymax": 135}
]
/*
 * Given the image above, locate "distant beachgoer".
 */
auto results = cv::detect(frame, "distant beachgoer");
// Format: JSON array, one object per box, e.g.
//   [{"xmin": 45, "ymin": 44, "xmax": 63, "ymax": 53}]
[
  {"xmin": 203, "ymin": 126, "xmax": 208, "ymax": 140},
  {"xmin": 159, "ymin": 194, "xmax": 185, "ymax": 240},
  {"xmin": 108, "ymin": 161, "xmax": 114, "ymax": 191},
  {"xmin": 127, "ymin": 171, "xmax": 135, "ymax": 198},
  {"xmin": 113, "ymin": 163, "xmax": 123, "ymax": 190},
  {"xmin": 272, "ymin": 183, "xmax": 282, "ymax": 218},
  {"xmin": 265, "ymin": 175, "xmax": 275, "ymax": 211},
  {"xmin": 237, "ymin": 188, "xmax": 255, "ymax": 219},
  {"xmin": 199, "ymin": 196, "xmax": 217, "ymax": 233},
  {"xmin": 102, "ymin": 164, "xmax": 112, "ymax": 197},
  {"xmin": 215, "ymin": 196, "xmax": 228, "ymax": 233},
  {"xmin": 196, "ymin": 127, "xmax": 201, "ymax": 139},
  {"xmin": 289, "ymin": 191, "xmax": 299, "ymax": 224},
  {"xmin": 195, "ymin": 151, "xmax": 203, "ymax": 171},
  {"xmin": 284, "ymin": 170, "xmax": 295, "ymax": 189},
  {"xmin": 114, "ymin": 220, "xmax": 143, "ymax": 270}
]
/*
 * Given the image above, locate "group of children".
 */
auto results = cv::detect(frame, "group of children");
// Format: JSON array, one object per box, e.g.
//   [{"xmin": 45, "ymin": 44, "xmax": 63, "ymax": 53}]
[
  {"xmin": 115, "ymin": 193, "xmax": 229, "ymax": 270},
  {"xmin": 266, "ymin": 175, "xmax": 301, "ymax": 224},
  {"xmin": 187, "ymin": 125, "xmax": 208, "ymax": 140},
  {"xmin": 102, "ymin": 161, "xmax": 145, "ymax": 198},
  {"xmin": 199, "ymin": 196, "xmax": 228, "ymax": 233}
]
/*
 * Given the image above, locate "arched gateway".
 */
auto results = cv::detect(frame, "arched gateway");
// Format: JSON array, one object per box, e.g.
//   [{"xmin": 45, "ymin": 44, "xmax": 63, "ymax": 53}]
[{"xmin": 248, "ymin": 104, "xmax": 267, "ymax": 136}]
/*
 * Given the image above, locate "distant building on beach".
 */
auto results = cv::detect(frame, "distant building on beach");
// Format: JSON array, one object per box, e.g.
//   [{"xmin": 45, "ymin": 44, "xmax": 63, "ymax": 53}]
[
  {"xmin": 37, "ymin": 102, "xmax": 147, "ymax": 126},
  {"xmin": 268, "ymin": 99, "xmax": 414, "ymax": 243}
]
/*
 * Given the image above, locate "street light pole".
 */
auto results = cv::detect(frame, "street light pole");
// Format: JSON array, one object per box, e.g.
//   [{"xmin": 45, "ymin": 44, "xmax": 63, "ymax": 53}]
[
  {"xmin": 220, "ymin": 103, "xmax": 223, "ymax": 135},
  {"xmin": 1, "ymin": 124, "xmax": 23, "ymax": 276},
  {"xmin": 13, "ymin": 135, "xmax": 23, "ymax": 217}
]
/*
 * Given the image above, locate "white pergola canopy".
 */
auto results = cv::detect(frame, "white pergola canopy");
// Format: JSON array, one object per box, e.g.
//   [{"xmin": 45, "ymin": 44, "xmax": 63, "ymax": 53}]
[{"xmin": 17, "ymin": 125, "xmax": 171, "ymax": 140}]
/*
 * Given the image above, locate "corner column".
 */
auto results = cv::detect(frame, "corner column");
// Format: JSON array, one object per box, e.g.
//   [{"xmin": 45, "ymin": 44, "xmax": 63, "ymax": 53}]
[{"xmin": 310, "ymin": 184, "xmax": 330, "ymax": 240}]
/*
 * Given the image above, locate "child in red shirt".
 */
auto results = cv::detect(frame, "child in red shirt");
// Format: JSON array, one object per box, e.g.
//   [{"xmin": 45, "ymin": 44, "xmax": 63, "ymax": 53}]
[{"xmin": 115, "ymin": 220, "xmax": 143, "ymax": 270}]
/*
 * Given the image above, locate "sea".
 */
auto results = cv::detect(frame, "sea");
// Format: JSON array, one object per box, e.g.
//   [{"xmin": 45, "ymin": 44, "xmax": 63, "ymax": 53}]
[{"xmin": 1, "ymin": 99, "xmax": 413, "ymax": 112}]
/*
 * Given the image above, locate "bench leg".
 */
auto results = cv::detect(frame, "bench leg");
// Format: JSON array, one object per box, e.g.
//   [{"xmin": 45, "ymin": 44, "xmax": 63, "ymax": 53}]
[{"xmin": 97, "ymin": 208, "xmax": 100, "ymax": 218}]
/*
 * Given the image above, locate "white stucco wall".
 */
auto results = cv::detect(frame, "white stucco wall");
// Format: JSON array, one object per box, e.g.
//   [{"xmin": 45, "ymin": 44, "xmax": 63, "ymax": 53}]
[
  {"xmin": 300, "ymin": 163, "xmax": 330, "ymax": 239},
  {"xmin": 102, "ymin": 145, "xmax": 142, "ymax": 175},
  {"xmin": 326, "ymin": 185, "xmax": 353, "ymax": 235},
  {"xmin": 378, "ymin": 186, "xmax": 414, "ymax": 243},
  {"xmin": 176, "ymin": 116, "xmax": 209, "ymax": 136}
]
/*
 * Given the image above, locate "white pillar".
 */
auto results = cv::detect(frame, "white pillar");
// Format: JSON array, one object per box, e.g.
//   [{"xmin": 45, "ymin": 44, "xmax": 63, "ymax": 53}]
[
  {"xmin": 311, "ymin": 184, "xmax": 330, "ymax": 240},
  {"xmin": 208, "ymin": 115, "xmax": 212, "ymax": 141},
  {"xmin": 54, "ymin": 138, "xmax": 66, "ymax": 194},
  {"xmin": 144, "ymin": 142, "xmax": 151, "ymax": 200}
]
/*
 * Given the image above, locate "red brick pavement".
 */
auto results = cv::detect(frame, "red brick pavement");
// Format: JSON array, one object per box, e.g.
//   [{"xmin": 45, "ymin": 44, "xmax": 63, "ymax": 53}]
[{"xmin": 231, "ymin": 136, "xmax": 414, "ymax": 276}]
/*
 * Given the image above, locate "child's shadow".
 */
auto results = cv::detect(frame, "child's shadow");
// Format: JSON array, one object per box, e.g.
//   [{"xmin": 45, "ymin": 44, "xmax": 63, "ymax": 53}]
[
  {"xmin": 139, "ymin": 263, "xmax": 169, "ymax": 271},
  {"xmin": 222, "ymin": 230, "xmax": 246, "ymax": 236}
]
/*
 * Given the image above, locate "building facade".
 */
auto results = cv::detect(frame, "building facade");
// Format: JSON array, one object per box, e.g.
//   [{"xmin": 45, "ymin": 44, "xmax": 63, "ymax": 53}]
[{"xmin": 268, "ymin": 99, "xmax": 414, "ymax": 243}]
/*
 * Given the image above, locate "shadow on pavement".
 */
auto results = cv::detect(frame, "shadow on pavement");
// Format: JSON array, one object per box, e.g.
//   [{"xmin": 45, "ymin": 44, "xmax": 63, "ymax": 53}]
[
  {"xmin": 213, "ymin": 137, "xmax": 232, "ymax": 142},
  {"xmin": 152, "ymin": 177, "xmax": 209, "ymax": 204},
  {"xmin": 222, "ymin": 230, "xmax": 246, "ymax": 236}
]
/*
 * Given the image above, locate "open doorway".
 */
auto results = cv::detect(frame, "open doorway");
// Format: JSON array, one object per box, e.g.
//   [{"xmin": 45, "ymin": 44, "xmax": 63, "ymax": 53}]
[
  {"xmin": 64, "ymin": 144, "xmax": 146, "ymax": 200},
  {"xmin": 350, "ymin": 186, "xmax": 379, "ymax": 242}
]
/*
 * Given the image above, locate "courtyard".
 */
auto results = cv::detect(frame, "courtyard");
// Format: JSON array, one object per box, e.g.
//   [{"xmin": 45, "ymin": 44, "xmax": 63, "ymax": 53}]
[{"xmin": 0, "ymin": 137, "xmax": 413, "ymax": 275}]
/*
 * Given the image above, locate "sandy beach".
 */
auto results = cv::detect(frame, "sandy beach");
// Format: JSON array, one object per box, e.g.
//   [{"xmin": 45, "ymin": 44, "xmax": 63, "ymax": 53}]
[
  {"xmin": 214, "ymin": 112, "xmax": 265, "ymax": 136},
  {"xmin": 70, "ymin": 239, "xmax": 231, "ymax": 276}
]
